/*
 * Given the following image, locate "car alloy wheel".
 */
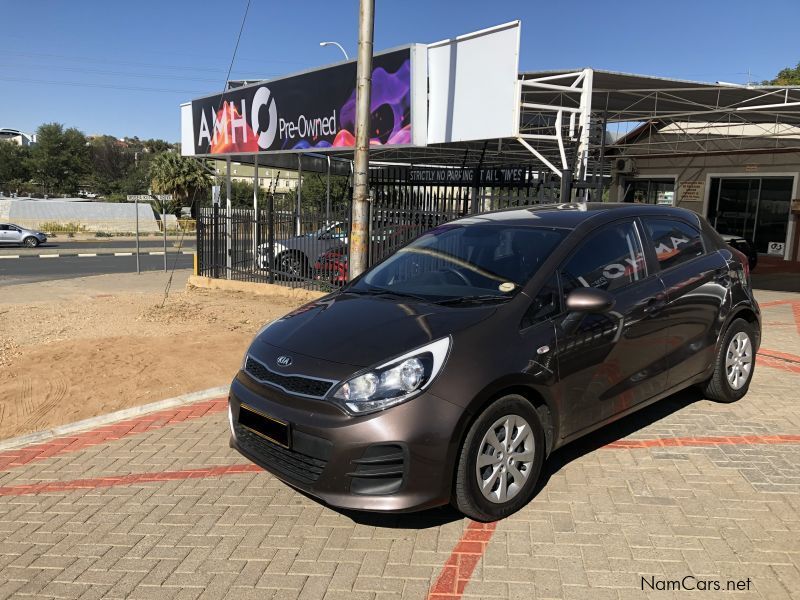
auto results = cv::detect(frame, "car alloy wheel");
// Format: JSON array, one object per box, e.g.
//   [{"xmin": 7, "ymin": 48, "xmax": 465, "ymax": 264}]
[
  {"xmin": 278, "ymin": 252, "xmax": 305, "ymax": 278},
  {"xmin": 475, "ymin": 414, "xmax": 536, "ymax": 503},
  {"xmin": 725, "ymin": 331, "xmax": 752, "ymax": 390},
  {"xmin": 23, "ymin": 237, "xmax": 39, "ymax": 247},
  {"xmin": 454, "ymin": 394, "xmax": 545, "ymax": 521},
  {"xmin": 701, "ymin": 318, "xmax": 756, "ymax": 403}
]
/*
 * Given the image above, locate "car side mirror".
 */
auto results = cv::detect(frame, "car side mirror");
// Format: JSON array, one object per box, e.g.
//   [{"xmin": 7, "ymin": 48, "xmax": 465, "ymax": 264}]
[{"xmin": 565, "ymin": 288, "xmax": 615, "ymax": 313}]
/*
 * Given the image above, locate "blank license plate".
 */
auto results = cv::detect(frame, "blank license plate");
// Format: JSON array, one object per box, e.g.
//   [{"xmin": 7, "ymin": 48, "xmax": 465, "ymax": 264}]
[{"xmin": 238, "ymin": 404, "xmax": 290, "ymax": 448}]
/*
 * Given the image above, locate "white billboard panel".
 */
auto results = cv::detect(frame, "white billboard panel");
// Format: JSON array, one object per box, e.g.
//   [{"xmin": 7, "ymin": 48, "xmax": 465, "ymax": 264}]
[
  {"xmin": 427, "ymin": 21, "xmax": 521, "ymax": 145},
  {"xmin": 180, "ymin": 103, "xmax": 194, "ymax": 156}
]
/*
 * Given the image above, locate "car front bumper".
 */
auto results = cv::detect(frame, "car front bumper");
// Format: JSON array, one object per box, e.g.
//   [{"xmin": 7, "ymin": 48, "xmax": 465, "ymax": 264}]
[{"xmin": 228, "ymin": 374, "xmax": 465, "ymax": 512}]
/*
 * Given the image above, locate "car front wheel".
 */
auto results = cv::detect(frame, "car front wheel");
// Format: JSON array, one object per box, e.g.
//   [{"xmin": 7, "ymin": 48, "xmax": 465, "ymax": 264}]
[
  {"xmin": 701, "ymin": 318, "xmax": 756, "ymax": 403},
  {"xmin": 453, "ymin": 395, "xmax": 545, "ymax": 522},
  {"xmin": 23, "ymin": 236, "xmax": 40, "ymax": 248},
  {"xmin": 275, "ymin": 251, "xmax": 307, "ymax": 279}
]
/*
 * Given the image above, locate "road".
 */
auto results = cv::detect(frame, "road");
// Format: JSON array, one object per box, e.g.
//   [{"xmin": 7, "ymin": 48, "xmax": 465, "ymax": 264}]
[
  {"xmin": 0, "ymin": 253, "xmax": 194, "ymax": 286},
  {"xmin": 0, "ymin": 239, "xmax": 195, "ymax": 253}
]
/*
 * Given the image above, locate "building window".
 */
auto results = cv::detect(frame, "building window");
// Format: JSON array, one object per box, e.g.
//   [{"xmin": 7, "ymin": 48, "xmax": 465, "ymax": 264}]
[
  {"xmin": 707, "ymin": 177, "xmax": 794, "ymax": 255},
  {"xmin": 623, "ymin": 178, "xmax": 675, "ymax": 205}
]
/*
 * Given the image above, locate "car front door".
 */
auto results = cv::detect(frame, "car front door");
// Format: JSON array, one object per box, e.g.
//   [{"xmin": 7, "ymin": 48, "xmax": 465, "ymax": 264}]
[
  {"xmin": 639, "ymin": 217, "xmax": 730, "ymax": 388},
  {"xmin": 555, "ymin": 219, "xmax": 669, "ymax": 438},
  {"xmin": 7, "ymin": 226, "xmax": 23, "ymax": 244}
]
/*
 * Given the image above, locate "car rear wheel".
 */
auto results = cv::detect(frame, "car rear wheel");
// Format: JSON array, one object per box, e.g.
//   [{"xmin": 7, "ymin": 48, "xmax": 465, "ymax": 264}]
[
  {"xmin": 453, "ymin": 395, "xmax": 545, "ymax": 522},
  {"xmin": 701, "ymin": 318, "xmax": 756, "ymax": 403},
  {"xmin": 23, "ymin": 236, "xmax": 40, "ymax": 248}
]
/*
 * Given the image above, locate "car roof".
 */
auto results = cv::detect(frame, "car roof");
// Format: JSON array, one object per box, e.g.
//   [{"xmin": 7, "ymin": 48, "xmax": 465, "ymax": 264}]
[{"xmin": 450, "ymin": 202, "xmax": 701, "ymax": 230}]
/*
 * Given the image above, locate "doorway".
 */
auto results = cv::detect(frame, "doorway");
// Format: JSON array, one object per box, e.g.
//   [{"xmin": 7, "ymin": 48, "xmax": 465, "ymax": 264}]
[{"xmin": 707, "ymin": 176, "xmax": 794, "ymax": 255}]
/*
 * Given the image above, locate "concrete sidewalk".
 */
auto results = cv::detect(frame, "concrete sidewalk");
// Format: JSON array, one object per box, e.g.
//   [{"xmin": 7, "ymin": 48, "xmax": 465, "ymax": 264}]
[{"xmin": 1, "ymin": 290, "xmax": 799, "ymax": 599}]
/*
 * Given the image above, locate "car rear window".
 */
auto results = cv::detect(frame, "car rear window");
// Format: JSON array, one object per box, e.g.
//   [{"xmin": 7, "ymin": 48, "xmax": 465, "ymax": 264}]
[
  {"xmin": 561, "ymin": 221, "xmax": 647, "ymax": 294},
  {"xmin": 643, "ymin": 218, "xmax": 705, "ymax": 270}
]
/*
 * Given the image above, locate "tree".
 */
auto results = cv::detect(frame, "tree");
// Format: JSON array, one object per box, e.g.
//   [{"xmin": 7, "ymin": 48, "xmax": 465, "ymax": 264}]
[
  {"xmin": 287, "ymin": 173, "xmax": 351, "ymax": 213},
  {"xmin": 0, "ymin": 142, "xmax": 31, "ymax": 194},
  {"xmin": 28, "ymin": 123, "xmax": 90, "ymax": 195},
  {"xmin": 763, "ymin": 62, "xmax": 800, "ymax": 85},
  {"xmin": 89, "ymin": 135, "xmax": 135, "ymax": 196},
  {"xmin": 149, "ymin": 152, "xmax": 212, "ymax": 216}
]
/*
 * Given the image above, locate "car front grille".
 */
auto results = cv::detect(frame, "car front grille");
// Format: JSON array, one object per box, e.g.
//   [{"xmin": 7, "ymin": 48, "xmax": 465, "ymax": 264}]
[
  {"xmin": 245, "ymin": 356, "xmax": 334, "ymax": 398},
  {"xmin": 234, "ymin": 423, "xmax": 329, "ymax": 485}
]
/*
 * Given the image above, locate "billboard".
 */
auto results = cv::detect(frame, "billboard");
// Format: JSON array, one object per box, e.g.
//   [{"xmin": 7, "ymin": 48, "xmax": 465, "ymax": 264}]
[
  {"xmin": 188, "ymin": 47, "xmax": 424, "ymax": 155},
  {"xmin": 427, "ymin": 21, "xmax": 520, "ymax": 144}
]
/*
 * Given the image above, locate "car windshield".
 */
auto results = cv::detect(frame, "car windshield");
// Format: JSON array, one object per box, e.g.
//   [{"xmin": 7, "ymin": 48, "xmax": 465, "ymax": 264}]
[{"xmin": 346, "ymin": 223, "xmax": 566, "ymax": 302}]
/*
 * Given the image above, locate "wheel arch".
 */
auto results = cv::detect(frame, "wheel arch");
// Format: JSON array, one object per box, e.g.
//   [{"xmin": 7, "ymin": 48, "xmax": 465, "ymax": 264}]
[
  {"xmin": 724, "ymin": 304, "xmax": 761, "ymax": 350},
  {"xmin": 458, "ymin": 378, "xmax": 559, "ymax": 460}
]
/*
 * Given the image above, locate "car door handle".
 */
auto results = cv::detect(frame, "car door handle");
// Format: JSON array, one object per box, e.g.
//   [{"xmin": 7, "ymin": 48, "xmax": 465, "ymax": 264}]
[{"xmin": 643, "ymin": 296, "xmax": 666, "ymax": 314}]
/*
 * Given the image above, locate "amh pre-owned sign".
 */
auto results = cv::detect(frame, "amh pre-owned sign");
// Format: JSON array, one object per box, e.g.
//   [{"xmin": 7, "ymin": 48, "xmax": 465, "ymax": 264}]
[{"xmin": 190, "ymin": 49, "xmax": 415, "ymax": 155}]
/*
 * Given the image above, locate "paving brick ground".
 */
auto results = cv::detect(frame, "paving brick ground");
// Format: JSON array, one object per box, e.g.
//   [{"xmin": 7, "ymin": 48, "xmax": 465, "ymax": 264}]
[{"xmin": 1, "ymin": 289, "xmax": 799, "ymax": 600}]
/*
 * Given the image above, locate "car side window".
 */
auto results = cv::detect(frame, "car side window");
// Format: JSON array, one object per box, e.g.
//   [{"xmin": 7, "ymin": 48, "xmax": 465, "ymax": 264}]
[
  {"xmin": 0, "ymin": 225, "xmax": 8, "ymax": 231},
  {"xmin": 643, "ymin": 218, "xmax": 704, "ymax": 270},
  {"xmin": 521, "ymin": 274, "xmax": 561, "ymax": 329},
  {"xmin": 561, "ymin": 221, "xmax": 647, "ymax": 295}
]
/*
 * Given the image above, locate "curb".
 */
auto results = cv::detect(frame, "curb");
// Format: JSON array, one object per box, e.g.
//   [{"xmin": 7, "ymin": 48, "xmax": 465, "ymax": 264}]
[
  {"xmin": 0, "ymin": 385, "xmax": 229, "ymax": 452},
  {"xmin": 187, "ymin": 275, "xmax": 327, "ymax": 301}
]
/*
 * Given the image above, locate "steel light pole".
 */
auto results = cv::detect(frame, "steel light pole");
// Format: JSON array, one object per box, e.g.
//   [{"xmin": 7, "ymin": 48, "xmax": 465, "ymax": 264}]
[{"xmin": 319, "ymin": 41, "xmax": 349, "ymax": 60}]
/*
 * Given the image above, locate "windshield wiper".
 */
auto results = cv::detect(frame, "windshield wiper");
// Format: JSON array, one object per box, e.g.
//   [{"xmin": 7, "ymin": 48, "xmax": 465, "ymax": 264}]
[
  {"xmin": 347, "ymin": 287, "xmax": 431, "ymax": 303},
  {"xmin": 434, "ymin": 295, "xmax": 512, "ymax": 306}
]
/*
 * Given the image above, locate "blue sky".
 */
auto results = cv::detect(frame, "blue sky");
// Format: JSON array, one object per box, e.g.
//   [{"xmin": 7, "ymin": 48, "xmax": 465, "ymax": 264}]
[{"xmin": 2, "ymin": 0, "xmax": 798, "ymax": 141}]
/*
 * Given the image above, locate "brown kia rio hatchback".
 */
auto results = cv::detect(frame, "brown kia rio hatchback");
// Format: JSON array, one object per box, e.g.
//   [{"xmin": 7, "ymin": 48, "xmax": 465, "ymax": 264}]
[{"xmin": 228, "ymin": 203, "xmax": 760, "ymax": 521}]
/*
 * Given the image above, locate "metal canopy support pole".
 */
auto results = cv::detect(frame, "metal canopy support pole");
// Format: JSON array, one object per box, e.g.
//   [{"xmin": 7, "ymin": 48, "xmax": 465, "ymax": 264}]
[
  {"xmin": 349, "ymin": 0, "xmax": 375, "ymax": 280},
  {"xmin": 595, "ymin": 113, "xmax": 608, "ymax": 202},
  {"xmin": 326, "ymin": 155, "xmax": 331, "ymax": 225},
  {"xmin": 226, "ymin": 156, "xmax": 232, "ymax": 280},
  {"xmin": 560, "ymin": 169, "xmax": 573, "ymax": 203},
  {"xmin": 296, "ymin": 155, "xmax": 302, "ymax": 236},
  {"xmin": 253, "ymin": 154, "xmax": 259, "ymax": 268},
  {"xmin": 576, "ymin": 68, "xmax": 594, "ymax": 182}
]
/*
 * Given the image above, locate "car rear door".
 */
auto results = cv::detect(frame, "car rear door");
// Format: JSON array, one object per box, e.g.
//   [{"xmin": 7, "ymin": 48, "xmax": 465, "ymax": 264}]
[
  {"xmin": 0, "ymin": 224, "xmax": 9, "ymax": 243},
  {"xmin": 555, "ymin": 219, "xmax": 669, "ymax": 438},
  {"xmin": 639, "ymin": 216, "xmax": 730, "ymax": 388}
]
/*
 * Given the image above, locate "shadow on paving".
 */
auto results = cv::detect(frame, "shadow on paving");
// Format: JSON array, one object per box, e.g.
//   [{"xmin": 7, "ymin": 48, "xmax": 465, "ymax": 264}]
[
  {"xmin": 300, "ymin": 387, "xmax": 703, "ymax": 530},
  {"xmin": 752, "ymin": 272, "xmax": 800, "ymax": 292}
]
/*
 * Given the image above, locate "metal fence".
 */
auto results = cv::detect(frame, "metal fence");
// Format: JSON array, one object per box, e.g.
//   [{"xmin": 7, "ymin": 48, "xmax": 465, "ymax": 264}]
[
  {"xmin": 197, "ymin": 205, "xmax": 350, "ymax": 291},
  {"xmin": 197, "ymin": 166, "xmax": 564, "ymax": 292}
]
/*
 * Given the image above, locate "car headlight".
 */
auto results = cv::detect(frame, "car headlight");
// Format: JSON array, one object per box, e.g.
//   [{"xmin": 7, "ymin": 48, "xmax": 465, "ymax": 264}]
[{"xmin": 331, "ymin": 337, "xmax": 451, "ymax": 415}]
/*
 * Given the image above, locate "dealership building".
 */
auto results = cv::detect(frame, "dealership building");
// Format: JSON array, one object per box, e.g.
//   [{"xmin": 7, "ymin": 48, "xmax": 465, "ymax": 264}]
[{"xmin": 181, "ymin": 21, "xmax": 800, "ymax": 268}]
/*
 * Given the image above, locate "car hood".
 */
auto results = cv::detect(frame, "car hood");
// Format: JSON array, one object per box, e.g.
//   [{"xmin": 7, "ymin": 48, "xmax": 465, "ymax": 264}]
[{"xmin": 255, "ymin": 292, "xmax": 497, "ymax": 367}]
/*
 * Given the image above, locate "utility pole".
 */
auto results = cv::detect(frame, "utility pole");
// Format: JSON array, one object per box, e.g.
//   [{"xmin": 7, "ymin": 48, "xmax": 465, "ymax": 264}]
[{"xmin": 348, "ymin": 0, "xmax": 375, "ymax": 279}]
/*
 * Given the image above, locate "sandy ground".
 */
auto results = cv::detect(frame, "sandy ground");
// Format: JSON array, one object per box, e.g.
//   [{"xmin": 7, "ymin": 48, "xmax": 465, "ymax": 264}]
[{"xmin": 0, "ymin": 271, "xmax": 305, "ymax": 440}]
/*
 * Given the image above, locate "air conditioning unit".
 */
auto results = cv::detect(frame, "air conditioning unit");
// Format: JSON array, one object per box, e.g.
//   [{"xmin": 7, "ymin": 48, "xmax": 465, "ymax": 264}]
[{"xmin": 614, "ymin": 158, "xmax": 635, "ymax": 174}]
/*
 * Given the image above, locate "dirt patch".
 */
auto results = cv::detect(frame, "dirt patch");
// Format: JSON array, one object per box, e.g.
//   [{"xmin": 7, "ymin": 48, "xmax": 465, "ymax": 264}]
[{"xmin": 0, "ymin": 283, "xmax": 305, "ymax": 440}]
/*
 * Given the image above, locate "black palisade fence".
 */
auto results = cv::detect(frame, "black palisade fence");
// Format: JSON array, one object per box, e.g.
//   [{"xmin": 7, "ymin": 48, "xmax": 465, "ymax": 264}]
[{"xmin": 197, "ymin": 165, "xmax": 561, "ymax": 290}]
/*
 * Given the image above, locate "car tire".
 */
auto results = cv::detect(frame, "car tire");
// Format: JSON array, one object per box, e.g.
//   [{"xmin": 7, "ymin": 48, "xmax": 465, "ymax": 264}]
[
  {"xmin": 701, "ymin": 318, "xmax": 756, "ymax": 403},
  {"xmin": 275, "ymin": 251, "xmax": 308, "ymax": 280},
  {"xmin": 23, "ymin": 236, "xmax": 40, "ymax": 248},
  {"xmin": 453, "ymin": 395, "xmax": 545, "ymax": 522}
]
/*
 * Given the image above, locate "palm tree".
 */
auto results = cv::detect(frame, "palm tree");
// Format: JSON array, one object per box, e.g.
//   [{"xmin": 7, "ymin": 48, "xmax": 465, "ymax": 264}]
[{"xmin": 149, "ymin": 152, "xmax": 211, "ymax": 217}]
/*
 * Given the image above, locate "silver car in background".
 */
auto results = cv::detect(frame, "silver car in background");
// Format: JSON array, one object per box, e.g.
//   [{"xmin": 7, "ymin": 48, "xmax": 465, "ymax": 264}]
[{"xmin": 0, "ymin": 223, "xmax": 48, "ymax": 247}]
